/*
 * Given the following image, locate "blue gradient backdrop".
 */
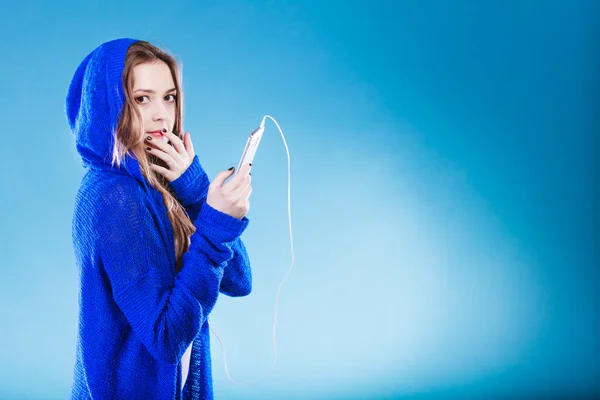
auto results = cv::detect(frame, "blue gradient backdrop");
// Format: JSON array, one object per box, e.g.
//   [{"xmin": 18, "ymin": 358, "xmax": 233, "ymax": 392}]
[{"xmin": 0, "ymin": 1, "xmax": 598, "ymax": 399}]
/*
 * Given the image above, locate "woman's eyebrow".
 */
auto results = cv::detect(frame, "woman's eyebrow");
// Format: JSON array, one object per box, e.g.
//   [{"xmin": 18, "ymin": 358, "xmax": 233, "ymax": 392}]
[{"xmin": 132, "ymin": 88, "xmax": 177, "ymax": 94}]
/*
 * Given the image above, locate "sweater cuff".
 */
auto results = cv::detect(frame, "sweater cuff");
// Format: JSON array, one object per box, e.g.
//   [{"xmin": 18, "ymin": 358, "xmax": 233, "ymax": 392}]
[
  {"xmin": 168, "ymin": 155, "xmax": 210, "ymax": 207},
  {"xmin": 197, "ymin": 201, "xmax": 249, "ymax": 242}
]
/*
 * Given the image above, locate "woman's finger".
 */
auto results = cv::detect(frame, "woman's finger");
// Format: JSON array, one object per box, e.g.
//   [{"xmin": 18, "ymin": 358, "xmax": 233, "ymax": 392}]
[
  {"xmin": 231, "ymin": 174, "xmax": 252, "ymax": 202},
  {"xmin": 149, "ymin": 162, "xmax": 176, "ymax": 181},
  {"xmin": 162, "ymin": 129, "xmax": 187, "ymax": 159},
  {"xmin": 235, "ymin": 184, "xmax": 252, "ymax": 207},
  {"xmin": 146, "ymin": 135, "xmax": 183, "ymax": 167},
  {"xmin": 146, "ymin": 146, "xmax": 178, "ymax": 169},
  {"xmin": 184, "ymin": 132, "xmax": 195, "ymax": 160},
  {"xmin": 223, "ymin": 163, "xmax": 251, "ymax": 194}
]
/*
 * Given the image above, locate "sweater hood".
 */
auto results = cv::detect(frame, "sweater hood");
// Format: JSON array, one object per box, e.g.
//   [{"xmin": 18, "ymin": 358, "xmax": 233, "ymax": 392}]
[{"xmin": 66, "ymin": 38, "xmax": 144, "ymax": 180}]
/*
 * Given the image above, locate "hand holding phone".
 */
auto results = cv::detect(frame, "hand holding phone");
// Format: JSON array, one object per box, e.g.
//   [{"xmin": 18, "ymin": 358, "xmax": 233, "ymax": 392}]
[{"xmin": 208, "ymin": 162, "xmax": 252, "ymax": 220}]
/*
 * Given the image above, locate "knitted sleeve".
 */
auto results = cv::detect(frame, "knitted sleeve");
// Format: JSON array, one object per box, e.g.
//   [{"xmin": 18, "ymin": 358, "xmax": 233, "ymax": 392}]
[
  {"xmin": 218, "ymin": 237, "xmax": 252, "ymax": 297},
  {"xmin": 168, "ymin": 155, "xmax": 209, "ymax": 208},
  {"xmin": 96, "ymin": 179, "xmax": 248, "ymax": 365},
  {"xmin": 169, "ymin": 156, "xmax": 253, "ymax": 297},
  {"xmin": 181, "ymin": 201, "xmax": 253, "ymax": 297}
]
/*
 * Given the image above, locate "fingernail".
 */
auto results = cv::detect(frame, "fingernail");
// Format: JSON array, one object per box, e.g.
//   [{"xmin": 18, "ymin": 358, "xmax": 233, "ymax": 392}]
[
  {"xmin": 228, "ymin": 167, "xmax": 234, "ymax": 171},
  {"xmin": 146, "ymin": 136, "xmax": 152, "ymax": 141}
]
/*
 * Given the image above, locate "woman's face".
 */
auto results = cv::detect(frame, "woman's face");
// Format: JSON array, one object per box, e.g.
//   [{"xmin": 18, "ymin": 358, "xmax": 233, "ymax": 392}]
[{"xmin": 131, "ymin": 61, "xmax": 177, "ymax": 143}]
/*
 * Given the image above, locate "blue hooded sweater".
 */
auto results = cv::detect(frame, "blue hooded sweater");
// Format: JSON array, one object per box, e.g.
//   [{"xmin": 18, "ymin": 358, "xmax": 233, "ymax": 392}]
[{"xmin": 66, "ymin": 38, "xmax": 252, "ymax": 399}]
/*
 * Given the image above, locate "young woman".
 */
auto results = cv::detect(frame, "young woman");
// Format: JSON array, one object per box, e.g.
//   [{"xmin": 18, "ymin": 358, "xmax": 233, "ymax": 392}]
[{"xmin": 66, "ymin": 38, "xmax": 253, "ymax": 399}]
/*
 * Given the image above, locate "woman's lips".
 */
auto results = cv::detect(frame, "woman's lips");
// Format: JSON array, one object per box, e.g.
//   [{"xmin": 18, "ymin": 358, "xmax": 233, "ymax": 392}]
[{"xmin": 147, "ymin": 130, "xmax": 169, "ymax": 143}]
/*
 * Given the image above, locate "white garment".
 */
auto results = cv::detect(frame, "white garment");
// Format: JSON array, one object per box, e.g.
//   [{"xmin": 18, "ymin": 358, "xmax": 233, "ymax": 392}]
[{"xmin": 181, "ymin": 342, "xmax": 193, "ymax": 389}]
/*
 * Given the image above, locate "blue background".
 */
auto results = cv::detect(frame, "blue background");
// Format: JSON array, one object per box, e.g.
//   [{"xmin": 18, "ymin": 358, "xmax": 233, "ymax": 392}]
[{"xmin": 0, "ymin": 0, "xmax": 598, "ymax": 398}]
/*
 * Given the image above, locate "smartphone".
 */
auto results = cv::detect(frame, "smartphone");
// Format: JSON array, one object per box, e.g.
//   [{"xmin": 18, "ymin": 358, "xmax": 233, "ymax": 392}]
[{"xmin": 234, "ymin": 125, "xmax": 264, "ymax": 176}]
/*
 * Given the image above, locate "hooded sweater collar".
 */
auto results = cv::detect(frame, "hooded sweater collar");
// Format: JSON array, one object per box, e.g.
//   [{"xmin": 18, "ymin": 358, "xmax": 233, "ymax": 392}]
[{"xmin": 65, "ymin": 38, "xmax": 145, "ymax": 182}]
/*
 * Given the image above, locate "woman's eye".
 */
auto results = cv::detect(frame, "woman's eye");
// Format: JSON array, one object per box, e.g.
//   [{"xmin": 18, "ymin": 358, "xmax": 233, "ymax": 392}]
[
  {"xmin": 135, "ymin": 96, "xmax": 149, "ymax": 104},
  {"xmin": 165, "ymin": 94, "xmax": 177, "ymax": 102}
]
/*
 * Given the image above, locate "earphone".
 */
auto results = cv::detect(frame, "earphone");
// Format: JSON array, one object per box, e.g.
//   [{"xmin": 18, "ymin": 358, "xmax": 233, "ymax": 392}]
[{"xmin": 208, "ymin": 115, "xmax": 295, "ymax": 385}]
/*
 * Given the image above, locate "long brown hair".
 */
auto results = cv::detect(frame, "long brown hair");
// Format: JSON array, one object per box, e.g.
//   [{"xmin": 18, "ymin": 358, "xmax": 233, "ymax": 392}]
[{"xmin": 111, "ymin": 40, "xmax": 195, "ymax": 272}]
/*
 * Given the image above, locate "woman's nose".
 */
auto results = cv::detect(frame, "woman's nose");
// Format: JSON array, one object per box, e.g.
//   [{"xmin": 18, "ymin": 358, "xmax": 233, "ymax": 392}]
[{"xmin": 152, "ymin": 102, "xmax": 169, "ymax": 121}]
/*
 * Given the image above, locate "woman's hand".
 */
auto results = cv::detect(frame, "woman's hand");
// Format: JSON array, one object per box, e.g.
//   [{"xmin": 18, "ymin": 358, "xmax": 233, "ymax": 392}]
[
  {"xmin": 207, "ymin": 163, "xmax": 252, "ymax": 220},
  {"xmin": 145, "ymin": 129, "xmax": 195, "ymax": 182}
]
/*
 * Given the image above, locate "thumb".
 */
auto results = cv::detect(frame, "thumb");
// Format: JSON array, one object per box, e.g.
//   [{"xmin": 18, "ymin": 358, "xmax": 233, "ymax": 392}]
[{"xmin": 213, "ymin": 167, "xmax": 235, "ymax": 188}]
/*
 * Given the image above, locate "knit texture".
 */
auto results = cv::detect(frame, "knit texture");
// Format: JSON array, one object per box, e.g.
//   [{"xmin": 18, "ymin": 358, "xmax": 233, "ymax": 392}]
[{"xmin": 66, "ymin": 38, "xmax": 252, "ymax": 399}]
